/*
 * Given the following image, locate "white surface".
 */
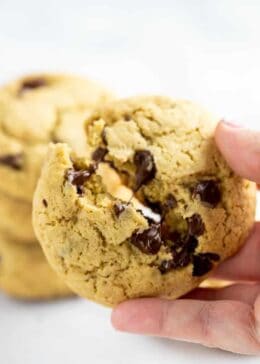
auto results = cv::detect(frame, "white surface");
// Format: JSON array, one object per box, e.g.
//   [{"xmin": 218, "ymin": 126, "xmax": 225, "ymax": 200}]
[{"xmin": 0, "ymin": 1, "xmax": 260, "ymax": 363}]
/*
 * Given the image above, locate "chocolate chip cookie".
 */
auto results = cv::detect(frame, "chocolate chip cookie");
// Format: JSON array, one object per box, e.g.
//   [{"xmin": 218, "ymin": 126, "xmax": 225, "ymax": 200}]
[
  {"xmin": 0, "ymin": 73, "xmax": 113, "ymax": 202},
  {"xmin": 0, "ymin": 190, "xmax": 35, "ymax": 243},
  {"xmin": 33, "ymin": 97, "xmax": 256, "ymax": 306},
  {"xmin": 0, "ymin": 232, "xmax": 72, "ymax": 300}
]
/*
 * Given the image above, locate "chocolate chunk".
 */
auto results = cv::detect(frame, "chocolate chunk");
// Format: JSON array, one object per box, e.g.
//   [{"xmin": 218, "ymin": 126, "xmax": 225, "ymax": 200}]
[
  {"xmin": 113, "ymin": 202, "xmax": 127, "ymax": 217},
  {"xmin": 192, "ymin": 180, "xmax": 221, "ymax": 208},
  {"xmin": 42, "ymin": 199, "xmax": 48, "ymax": 207},
  {"xmin": 66, "ymin": 164, "xmax": 97, "ymax": 195},
  {"xmin": 92, "ymin": 147, "xmax": 108, "ymax": 162},
  {"xmin": 133, "ymin": 150, "xmax": 156, "ymax": 190},
  {"xmin": 159, "ymin": 259, "xmax": 174, "ymax": 274},
  {"xmin": 131, "ymin": 224, "xmax": 162, "ymax": 255},
  {"xmin": 20, "ymin": 77, "xmax": 47, "ymax": 93},
  {"xmin": 192, "ymin": 254, "xmax": 213, "ymax": 276},
  {"xmin": 186, "ymin": 214, "xmax": 205, "ymax": 236},
  {"xmin": 0, "ymin": 153, "xmax": 23, "ymax": 170}
]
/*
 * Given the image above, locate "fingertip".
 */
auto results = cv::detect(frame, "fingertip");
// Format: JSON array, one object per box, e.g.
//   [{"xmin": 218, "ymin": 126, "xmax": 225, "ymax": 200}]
[
  {"xmin": 111, "ymin": 301, "xmax": 131, "ymax": 331},
  {"xmin": 111, "ymin": 298, "xmax": 165, "ymax": 334}
]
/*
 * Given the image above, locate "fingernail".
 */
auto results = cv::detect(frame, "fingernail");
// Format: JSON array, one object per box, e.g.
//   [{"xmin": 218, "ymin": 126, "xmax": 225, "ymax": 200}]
[{"xmin": 220, "ymin": 119, "xmax": 244, "ymax": 128}]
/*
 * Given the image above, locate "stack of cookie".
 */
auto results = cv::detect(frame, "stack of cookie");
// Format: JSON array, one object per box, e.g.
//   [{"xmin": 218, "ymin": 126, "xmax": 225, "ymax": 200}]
[{"xmin": 0, "ymin": 73, "xmax": 113, "ymax": 299}]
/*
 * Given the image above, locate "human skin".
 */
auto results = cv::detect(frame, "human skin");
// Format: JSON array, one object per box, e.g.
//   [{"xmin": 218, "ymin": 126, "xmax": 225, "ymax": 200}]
[{"xmin": 111, "ymin": 120, "xmax": 260, "ymax": 355}]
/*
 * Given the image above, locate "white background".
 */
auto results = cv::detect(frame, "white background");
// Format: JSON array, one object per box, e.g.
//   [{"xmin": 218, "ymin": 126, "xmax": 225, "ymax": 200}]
[{"xmin": 0, "ymin": 1, "xmax": 260, "ymax": 363}]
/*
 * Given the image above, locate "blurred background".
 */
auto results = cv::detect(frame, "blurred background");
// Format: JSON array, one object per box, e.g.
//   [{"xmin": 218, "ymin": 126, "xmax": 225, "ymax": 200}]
[
  {"xmin": 1, "ymin": 0, "xmax": 260, "ymax": 126},
  {"xmin": 1, "ymin": 1, "xmax": 260, "ymax": 363}
]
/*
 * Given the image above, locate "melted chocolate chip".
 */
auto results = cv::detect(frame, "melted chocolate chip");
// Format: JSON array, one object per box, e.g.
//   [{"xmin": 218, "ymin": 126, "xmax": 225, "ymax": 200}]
[
  {"xmin": 20, "ymin": 77, "xmax": 47, "ymax": 93},
  {"xmin": 131, "ymin": 224, "xmax": 162, "ymax": 255},
  {"xmin": 192, "ymin": 180, "xmax": 221, "ymax": 208},
  {"xmin": 185, "ymin": 235, "xmax": 199, "ymax": 253},
  {"xmin": 42, "ymin": 199, "xmax": 48, "ymax": 207},
  {"xmin": 0, "ymin": 153, "xmax": 23, "ymax": 170},
  {"xmin": 192, "ymin": 254, "xmax": 213, "ymax": 276},
  {"xmin": 133, "ymin": 150, "xmax": 156, "ymax": 191},
  {"xmin": 113, "ymin": 202, "xmax": 127, "ymax": 217},
  {"xmin": 172, "ymin": 249, "xmax": 191, "ymax": 268},
  {"xmin": 92, "ymin": 147, "xmax": 108, "ymax": 162},
  {"xmin": 161, "ymin": 225, "xmax": 181, "ymax": 245},
  {"xmin": 159, "ymin": 259, "xmax": 174, "ymax": 274},
  {"xmin": 186, "ymin": 214, "xmax": 205, "ymax": 236},
  {"xmin": 66, "ymin": 164, "xmax": 97, "ymax": 195}
]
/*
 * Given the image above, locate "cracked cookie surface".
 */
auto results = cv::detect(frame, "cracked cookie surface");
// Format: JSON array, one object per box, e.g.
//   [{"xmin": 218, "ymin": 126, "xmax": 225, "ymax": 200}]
[
  {"xmin": 0, "ymin": 231, "xmax": 72, "ymax": 300},
  {"xmin": 33, "ymin": 97, "xmax": 256, "ymax": 306},
  {"xmin": 0, "ymin": 73, "xmax": 113, "ymax": 202}
]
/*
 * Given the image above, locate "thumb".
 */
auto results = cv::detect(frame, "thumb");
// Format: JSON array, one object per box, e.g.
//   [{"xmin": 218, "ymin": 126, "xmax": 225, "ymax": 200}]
[{"xmin": 215, "ymin": 120, "xmax": 260, "ymax": 183}]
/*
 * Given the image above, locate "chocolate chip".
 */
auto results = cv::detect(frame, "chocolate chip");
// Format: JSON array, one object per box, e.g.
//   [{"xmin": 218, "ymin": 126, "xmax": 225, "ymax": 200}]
[
  {"xmin": 192, "ymin": 180, "xmax": 221, "ymax": 208},
  {"xmin": 66, "ymin": 164, "xmax": 97, "ymax": 195},
  {"xmin": 192, "ymin": 254, "xmax": 213, "ymax": 276},
  {"xmin": 172, "ymin": 248, "xmax": 191, "ymax": 268},
  {"xmin": 192, "ymin": 252, "xmax": 219, "ymax": 277},
  {"xmin": 163, "ymin": 194, "xmax": 177, "ymax": 211},
  {"xmin": 134, "ymin": 150, "xmax": 156, "ymax": 190},
  {"xmin": 185, "ymin": 235, "xmax": 199, "ymax": 253},
  {"xmin": 113, "ymin": 202, "xmax": 127, "ymax": 217},
  {"xmin": 161, "ymin": 225, "xmax": 181, "ymax": 244},
  {"xmin": 19, "ymin": 77, "xmax": 47, "ymax": 93},
  {"xmin": 92, "ymin": 147, "xmax": 108, "ymax": 162},
  {"xmin": 124, "ymin": 114, "xmax": 131, "ymax": 121},
  {"xmin": 186, "ymin": 214, "xmax": 205, "ymax": 236},
  {"xmin": 159, "ymin": 259, "xmax": 174, "ymax": 274},
  {"xmin": 42, "ymin": 199, "xmax": 48, "ymax": 207},
  {"xmin": 0, "ymin": 153, "xmax": 23, "ymax": 170},
  {"xmin": 202, "ymin": 252, "xmax": 220, "ymax": 262},
  {"xmin": 131, "ymin": 224, "xmax": 162, "ymax": 255}
]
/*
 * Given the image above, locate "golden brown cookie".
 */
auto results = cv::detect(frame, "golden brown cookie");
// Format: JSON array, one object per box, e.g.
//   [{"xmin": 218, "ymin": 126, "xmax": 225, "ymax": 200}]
[
  {"xmin": 33, "ymin": 97, "xmax": 256, "ymax": 306},
  {"xmin": 0, "ymin": 232, "xmax": 72, "ymax": 300},
  {"xmin": 0, "ymin": 73, "xmax": 113, "ymax": 202}
]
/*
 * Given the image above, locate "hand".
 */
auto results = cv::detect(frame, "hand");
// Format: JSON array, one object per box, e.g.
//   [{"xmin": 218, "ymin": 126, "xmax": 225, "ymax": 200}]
[{"xmin": 111, "ymin": 120, "xmax": 260, "ymax": 355}]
